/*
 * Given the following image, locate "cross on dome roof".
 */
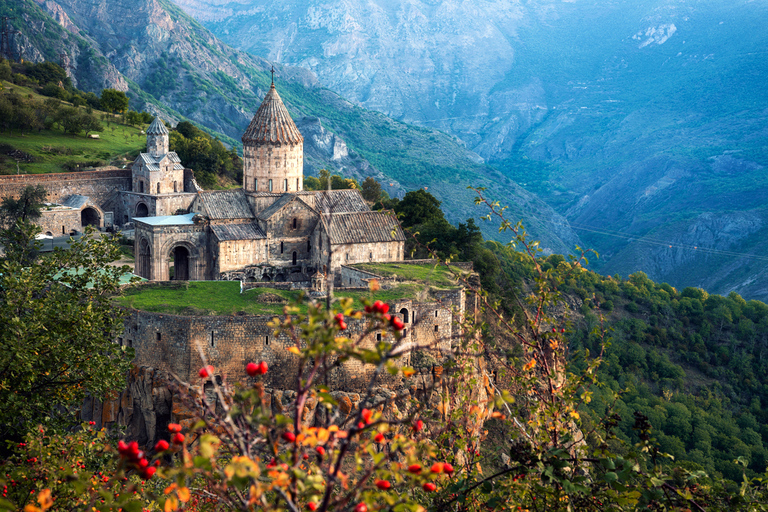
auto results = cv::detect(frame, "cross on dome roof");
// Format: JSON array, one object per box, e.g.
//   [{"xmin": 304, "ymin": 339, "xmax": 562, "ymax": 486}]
[
  {"xmin": 242, "ymin": 84, "xmax": 303, "ymax": 145},
  {"xmin": 146, "ymin": 117, "xmax": 169, "ymax": 135}
]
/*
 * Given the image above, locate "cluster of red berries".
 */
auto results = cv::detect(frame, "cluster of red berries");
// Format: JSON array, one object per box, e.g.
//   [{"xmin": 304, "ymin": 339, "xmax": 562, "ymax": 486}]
[
  {"xmin": 116, "ymin": 440, "xmax": 158, "ymax": 480},
  {"xmin": 334, "ymin": 313, "xmax": 347, "ymax": 330},
  {"xmin": 365, "ymin": 300, "xmax": 405, "ymax": 331},
  {"xmin": 246, "ymin": 361, "xmax": 268, "ymax": 376},
  {"xmin": 168, "ymin": 423, "xmax": 185, "ymax": 444}
]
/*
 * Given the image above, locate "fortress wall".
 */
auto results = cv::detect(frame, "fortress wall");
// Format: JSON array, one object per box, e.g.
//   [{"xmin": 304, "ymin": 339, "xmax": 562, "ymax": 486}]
[{"xmin": 0, "ymin": 169, "xmax": 131, "ymax": 204}]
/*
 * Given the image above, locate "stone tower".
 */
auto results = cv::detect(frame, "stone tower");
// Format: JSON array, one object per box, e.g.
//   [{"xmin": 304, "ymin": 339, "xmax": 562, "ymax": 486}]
[
  {"xmin": 242, "ymin": 84, "xmax": 304, "ymax": 193},
  {"xmin": 146, "ymin": 117, "xmax": 169, "ymax": 157}
]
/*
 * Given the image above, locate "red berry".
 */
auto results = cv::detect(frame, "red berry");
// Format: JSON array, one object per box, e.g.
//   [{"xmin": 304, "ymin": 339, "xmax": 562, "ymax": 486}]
[
  {"xmin": 362, "ymin": 408, "xmax": 373, "ymax": 423},
  {"xmin": 355, "ymin": 503, "xmax": 368, "ymax": 512},
  {"xmin": 443, "ymin": 463, "xmax": 454, "ymax": 474},
  {"xmin": 172, "ymin": 433, "xmax": 185, "ymax": 444},
  {"xmin": 167, "ymin": 423, "xmax": 182, "ymax": 433},
  {"xmin": 391, "ymin": 316, "xmax": 405, "ymax": 331},
  {"xmin": 88, "ymin": 421, "xmax": 96, "ymax": 426},
  {"xmin": 431, "ymin": 463, "xmax": 444, "ymax": 473},
  {"xmin": 413, "ymin": 420, "xmax": 423, "ymax": 432},
  {"xmin": 316, "ymin": 446, "xmax": 326, "ymax": 456},
  {"xmin": 199, "ymin": 365, "xmax": 214, "ymax": 378},
  {"xmin": 374, "ymin": 433, "xmax": 385, "ymax": 443},
  {"xmin": 282, "ymin": 432, "xmax": 296, "ymax": 443},
  {"xmin": 423, "ymin": 482, "xmax": 436, "ymax": 492},
  {"xmin": 117, "ymin": 440, "xmax": 128, "ymax": 454},
  {"xmin": 303, "ymin": 453, "xmax": 309, "ymax": 460},
  {"xmin": 357, "ymin": 422, "xmax": 365, "ymax": 429},
  {"xmin": 408, "ymin": 464, "xmax": 422, "ymax": 474},
  {"xmin": 258, "ymin": 361, "xmax": 269, "ymax": 374},
  {"xmin": 308, "ymin": 503, "xmax": 318, "ymax": 511},
  {"xmin": 375, "ymin": 479, "xmax": 391, "ymax": 490},
  {"xmin": 246, "ymin": 362, "xmax": 259, "ymax": 376},
  {"xmin": 142, "ymin": 467, "xmax": 156, "ymax": 479},
  {"xmin": 365, "ymin": 305, "xmax": 373, "ymax": 313},
  {"xmin": 338, "ymin": 321, "xmax": 347, "ymax": 330},
  {"xmin": 138, "ymin": 458, "xmax": 149, "ymax": 469},
  {"xmin": 335, "ymin": 313, "xmax": 344, "ymax": 322},
  {"xmin": 154, "ymin": 440, "xmax": 169, "ymax": 452}
]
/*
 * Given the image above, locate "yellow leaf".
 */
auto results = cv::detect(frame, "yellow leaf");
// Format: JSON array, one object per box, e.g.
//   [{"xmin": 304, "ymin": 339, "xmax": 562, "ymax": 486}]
[
  {"xmin": 287, "ymin": 346, "xmax": 301, "ymax": 355},
  {"xmin": 24, "ymin": 506, "xmax": 42, "ymax": 512},
  {"xmin": 177, "ymin": 487, "xmax": 191, "ymax": 503},
  {"xmin": 164, "ymin": 496, "xmax": 178, "ymax": 512},
  {"xmin": 569, "ymin": 410, "xmax": 580, "ymax": 420},
  {"xmin": 523, "ymin": 359, "xmax": 536, "ymax": 372},
  {"xmin": 402, "ymin": 367, "xmax": 415, "ymax": 377},
  {"xmin": 38, "ymin": 489, "xmax": 53, "ymax": 511}
]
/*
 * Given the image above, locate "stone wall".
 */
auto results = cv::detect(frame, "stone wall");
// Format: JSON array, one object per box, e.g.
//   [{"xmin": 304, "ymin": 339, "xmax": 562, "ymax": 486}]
[
  {"xmin": 215, "ymin": 239, "xmax": 269, "ymax": 274},
  {"xmin": 0, "ymin": 169, "xmax": 131, "ymax": 204},
  {"xmin": 244, "ymin": 143, "xmax": 303, "ymax": 193},
  {"xmin": 37, "ymin": 208, "xmax": 82, "ymax": 236},
  {"xmin": 135, "ymin": 223, "xmax": 210, "ymax": 280},
  {"xmin": 330, "ymin": 241, "xmax": 403, "ymax": 284}
]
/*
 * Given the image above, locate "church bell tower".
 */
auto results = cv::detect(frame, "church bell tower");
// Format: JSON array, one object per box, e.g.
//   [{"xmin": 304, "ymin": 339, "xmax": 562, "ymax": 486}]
[{"xmin": 242, "ymin": 75, "xmax": 304, "ymax": 194}]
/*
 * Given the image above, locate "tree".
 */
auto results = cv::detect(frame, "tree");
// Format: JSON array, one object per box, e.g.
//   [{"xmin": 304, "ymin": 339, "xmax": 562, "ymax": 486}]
[
  {"xmin": 361, "ymin": 176, "xmax": 383, "ymax": 202},
  {"xmin": 394, "ymin": 189, "xmax": 444, "ymax": 227},
  {"xmin": 99, "ymin": 88, "xmax": 129, "ymax": 114},
  {"xmin": 0, "ymin": 222, "xmax": 133, "ymax": 440},
  {"xmin": 79, "ymin": 111, "xmax": 103, "ymax": 137}
]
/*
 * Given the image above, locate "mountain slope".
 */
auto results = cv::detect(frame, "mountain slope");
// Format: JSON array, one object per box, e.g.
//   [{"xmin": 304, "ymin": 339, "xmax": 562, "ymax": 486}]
[
  {"xmin": 172, "ymin": 0, "xmax": 768, "ymax": 299},
  {"xmin": 6, "ymin": 0, "xmax": 582, "ymax": 253}
]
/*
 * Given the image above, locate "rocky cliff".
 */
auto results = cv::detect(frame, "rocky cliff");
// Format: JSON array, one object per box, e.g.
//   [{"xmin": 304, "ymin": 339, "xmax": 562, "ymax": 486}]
[{"xmin": 173, "ymin": 0, "xmax": 768, "ymax": 298}]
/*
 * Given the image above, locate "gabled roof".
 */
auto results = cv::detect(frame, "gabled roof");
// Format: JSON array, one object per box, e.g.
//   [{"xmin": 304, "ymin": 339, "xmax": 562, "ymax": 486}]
[
  {"xmin": 256, "ymin": 193, "xmax": 316, "ymax": 221},
  {"xmin": 211, "ymin": 223, "xmax": 266, "ymax": 241},
  {"xmin": 312, "ymin": 189, "xmax": 369, "ymax": 214},
  {"xmin": 199, "ymin": 189, "xmax": 254, "ymax": 220},
  {"xmin": 325, "ymin": 211, "xmax": 405, "ymax": 245},
  {"xmin": 242, "ymin": 84, "xmax": 303, "ymax": 145},
  {"xmin": 146, "ymin": 118, "xmax": 169, "ymax": 135}
]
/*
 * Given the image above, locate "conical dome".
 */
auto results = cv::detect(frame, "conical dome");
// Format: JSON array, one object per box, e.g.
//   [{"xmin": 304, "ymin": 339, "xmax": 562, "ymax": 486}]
[
  {"xmin": 146, "ymin": 117, "xmax": 169, "ymax": 135},
  {"xmin": 242, "ymin": 84, "xmax": 303, "ymax": 145}
]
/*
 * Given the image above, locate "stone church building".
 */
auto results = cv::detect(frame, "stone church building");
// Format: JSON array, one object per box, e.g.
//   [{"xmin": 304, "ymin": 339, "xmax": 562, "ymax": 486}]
[{"xmin": 133, "ymin": 83, "xmax": 405, "ymax": 283}]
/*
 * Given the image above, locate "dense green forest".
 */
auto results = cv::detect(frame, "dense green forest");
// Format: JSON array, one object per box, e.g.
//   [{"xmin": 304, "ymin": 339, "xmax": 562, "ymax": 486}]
[
  {"xmin": 168, "ymin": 121, "xmax": 242, "ymax": 188},
  {"xmin": 389, "ymin": 187, "xmax": 768, "ymax": 487}
]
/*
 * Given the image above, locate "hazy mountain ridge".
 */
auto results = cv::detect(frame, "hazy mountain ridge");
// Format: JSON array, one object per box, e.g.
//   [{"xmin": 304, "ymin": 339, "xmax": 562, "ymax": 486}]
[
  {"xmin": 6, "ymin": 0, "xmax": 582, "ymax": 253},
  {"xmin": 173, "ymin": 0, "xmax": 768, "ymax": 298}
]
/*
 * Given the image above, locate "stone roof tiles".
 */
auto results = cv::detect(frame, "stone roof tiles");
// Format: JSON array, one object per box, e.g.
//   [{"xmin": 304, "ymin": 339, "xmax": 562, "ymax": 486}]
[
  {"xmin": 257, "ymin": 193, "xmax": 297, "ymax": 220},
  {"xmin": 211, "ymin": 223, "xmax": 266, "ymax": 241},
  {"xmin": 60, "ymin": 194, "xmax": 90, "ymax": 209},
  {"xmin": 326, "ymin": 211, "xmax": 405, "ymax": 245},
  {"xmin": 200, "ymin": 189, "xmax": 255, "ymax": 220},
  {"xmin": 242, "ymin": 84, "xmax": 304, "ymax": 145},
  {"xmin": 146, "ymin": 118, "xmax": 169, "ymax": 135},
  {"xmin": 313, "ymin": 189, "xmax": 369, "ymax": 214}
]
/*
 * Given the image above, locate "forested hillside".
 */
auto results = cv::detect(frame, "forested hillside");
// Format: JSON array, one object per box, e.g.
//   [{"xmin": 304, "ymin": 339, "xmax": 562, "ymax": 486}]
[{"xmin": 392, "ymin": 187, "xmax": 768, "ymax": 486}]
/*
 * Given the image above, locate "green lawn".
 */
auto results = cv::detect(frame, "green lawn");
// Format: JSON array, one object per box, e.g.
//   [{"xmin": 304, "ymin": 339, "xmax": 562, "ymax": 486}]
[
  {"xmin": 115, "ymin": 281, "xmax": 434, "ymax": 316},
  {"xmin": 0, "ymin": 81, "xmax": 146, "ymax": 174},
  {"xmin": 350, "ymin": 262, "xmax": 462, "ymax": 287}
]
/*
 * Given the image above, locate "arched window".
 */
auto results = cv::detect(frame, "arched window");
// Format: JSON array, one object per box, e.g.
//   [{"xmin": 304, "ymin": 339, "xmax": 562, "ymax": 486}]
[
  {"xmin": 292, "ymin": 251, "xmax": 297, "ymax": 265},
  {"xmin": 139, "ymin": 181, "xmax": 144, "ymax": 193},
  {"xmin": 280, "ymin": 241, "xmax": 284, "ymax": 254},
  {"xmin": 173, "ymin": 181, "xmax": 177, "ymax": 192},
  {"xmin": 284, "ymin": 179, "xmax": 288, "ymax": 191},
  {"xmin": 268, "ymin": 179, "xmax": 273, "ymax": 192},
  {"xmin": 307, "ymin": 240, "xmax": 311, "ymax": 252},
  {"xmin": 296, "ymin": 178, "xmax": 300, "ymax": 190},
  {"xmin": 157, "ymin": 183, "xmax": 160, "ymax": 194},
  {"xmin": 292, "ymin": 218, "xmax": 297, "ymax": 229}
]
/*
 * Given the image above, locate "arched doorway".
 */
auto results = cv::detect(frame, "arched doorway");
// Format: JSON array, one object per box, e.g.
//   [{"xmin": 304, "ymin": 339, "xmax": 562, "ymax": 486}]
[
  {"xmin": 170, "ymin": 246, "xmax": 190, "ymax": 281},
  {"xmin": 399, "ymin": 308, "xmax": 409, "ymax": 323},
  {"xmin": 135, "ymin": 203, "xmax": 149, "ymax": 217},
  {"xmin": 138, "ymin": 238, "xmax": 151, "ymax": 278},
  {"xmin": 292, "ymin": 251, "xmax": 297, "ymax": 265},
  {"xmin": 81, "ymin": 207, "xmax": 100, "ymax": 227}
]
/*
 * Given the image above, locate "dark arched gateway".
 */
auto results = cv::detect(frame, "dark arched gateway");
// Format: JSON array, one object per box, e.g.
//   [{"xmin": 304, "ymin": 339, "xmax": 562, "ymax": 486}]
[
  {"xmin": 171, "ymin": 246, "xmax": 190, "ymax": 281},
  {"xmin": 135, "ymin": 203, "xmax": 149, "ymax": 218},
  {"xmin": 81, "ymin": 207, "xmax": 100, "ymax": 227}
]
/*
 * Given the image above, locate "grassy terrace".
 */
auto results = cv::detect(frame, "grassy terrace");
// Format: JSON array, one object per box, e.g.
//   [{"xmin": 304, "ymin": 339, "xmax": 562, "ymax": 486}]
[
  {"xmin": 115, "ymin": 282, "xmax": 429, "ymax": 316},
  {"xmin": 350, "ymin": 262, "xmax": 462, "ymax": 287},
  {"xmin": 114, "ymin": 263, "xmax": 461, "ymax": 316}
]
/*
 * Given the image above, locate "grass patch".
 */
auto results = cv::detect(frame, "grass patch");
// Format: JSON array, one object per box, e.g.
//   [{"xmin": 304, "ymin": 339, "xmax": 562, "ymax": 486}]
[
  {"xmin": 114, "ymin": 281, "xmax": 438, "ymax": 316},
  {"xmin": 350, "ymin": 262, "xmax": 460, "ymax": 287},
  {"xmin": 0, "ymin": 81, "xmax": 145, "ymax": 174}
]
